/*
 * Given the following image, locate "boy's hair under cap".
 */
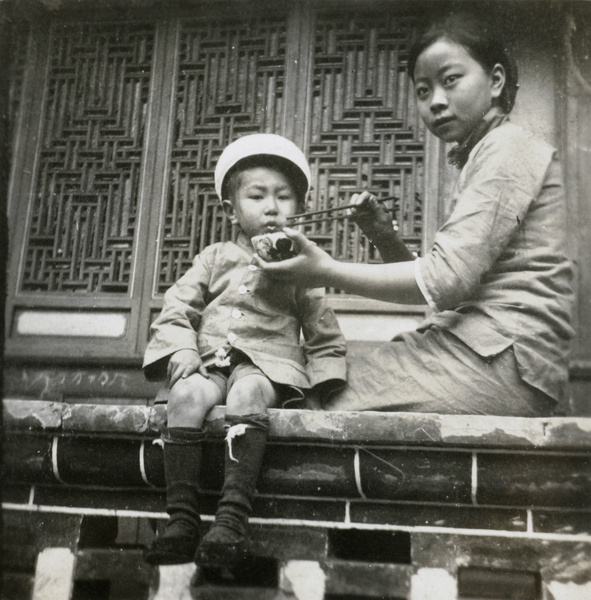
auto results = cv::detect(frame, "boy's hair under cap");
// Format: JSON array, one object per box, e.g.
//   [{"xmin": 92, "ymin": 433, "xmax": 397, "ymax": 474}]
[{"xmin": 214, "ymin": 133, "xmax": 311, "ymax": 201}]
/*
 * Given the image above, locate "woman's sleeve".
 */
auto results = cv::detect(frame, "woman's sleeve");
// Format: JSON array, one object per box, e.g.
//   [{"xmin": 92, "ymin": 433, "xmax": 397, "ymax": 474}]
[{"xmin": 418, "ymin": 130, "xmax": 550, "ymax": 311}]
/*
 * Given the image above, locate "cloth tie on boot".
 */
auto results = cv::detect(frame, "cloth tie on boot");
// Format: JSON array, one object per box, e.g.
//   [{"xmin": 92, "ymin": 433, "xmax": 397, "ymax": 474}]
[
  {"xmin": 225, "ymin": 423, "xmax": 251, "ymax": 462},
  {"xmin": 195, "ymin": 413, "xmax": 269, "ymax": 567}
]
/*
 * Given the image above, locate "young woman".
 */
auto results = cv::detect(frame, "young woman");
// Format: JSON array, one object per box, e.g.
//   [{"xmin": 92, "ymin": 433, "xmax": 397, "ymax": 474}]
[{"xmin": 255, "ymin": 13, "xmax": 574, "ymax": 416}]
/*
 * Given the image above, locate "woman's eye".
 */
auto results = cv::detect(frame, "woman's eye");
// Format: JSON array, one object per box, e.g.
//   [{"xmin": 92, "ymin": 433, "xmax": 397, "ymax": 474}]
[
  {"xmin": 444, "ymin": 74, "xmax": 460, "ymax": 87},
  {"xmin": 415, "ymin": 86, "xmax": 429, "ymax": 100}
]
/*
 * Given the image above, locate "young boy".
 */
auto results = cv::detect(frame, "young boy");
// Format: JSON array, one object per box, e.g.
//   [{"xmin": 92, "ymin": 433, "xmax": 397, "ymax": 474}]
[{"xmin": 143, "ymin": 133, "xmax": 347, "ymax": 567}]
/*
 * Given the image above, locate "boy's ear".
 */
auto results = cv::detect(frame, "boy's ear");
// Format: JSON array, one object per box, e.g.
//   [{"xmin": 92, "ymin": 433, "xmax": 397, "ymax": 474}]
[
  {"xmin": 490, "ymin": 63, "xmax": 506, "ymax": 100},
  {"xmin": 221, "ymin": 199, "xmax": 238, "ymax": 225}
]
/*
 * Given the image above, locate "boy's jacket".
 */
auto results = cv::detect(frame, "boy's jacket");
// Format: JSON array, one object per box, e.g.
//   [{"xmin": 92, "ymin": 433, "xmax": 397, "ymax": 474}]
[{"xmin": 143, "ymin": 232, "xmax": 347, "ymax": 390}]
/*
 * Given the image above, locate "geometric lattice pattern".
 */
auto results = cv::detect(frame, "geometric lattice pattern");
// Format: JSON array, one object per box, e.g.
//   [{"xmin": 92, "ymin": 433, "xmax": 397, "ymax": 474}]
[
  {"xmin": 156, "ymin": 16, "xmax": 288, "ymax": 293},
  {"xmin": 20, "ymin": 22, "xmax": 154, "ymax": 293},
  {"xmin": 13, "ymin": 10, "xmax": 426, "ymax": 304},
  {"xmin": 304, "ymin": 12, "xmax": 424, "ymax": 263}
]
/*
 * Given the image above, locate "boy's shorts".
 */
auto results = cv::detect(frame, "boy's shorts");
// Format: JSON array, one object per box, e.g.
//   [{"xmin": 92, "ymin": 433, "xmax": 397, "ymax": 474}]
[
  {"xmin": 155, "ymin": 348, "xmax": 306, "ymax": 409},
  {"xmin": 208, "ymin": 355, "xmax": 305, "ymax": 408}
]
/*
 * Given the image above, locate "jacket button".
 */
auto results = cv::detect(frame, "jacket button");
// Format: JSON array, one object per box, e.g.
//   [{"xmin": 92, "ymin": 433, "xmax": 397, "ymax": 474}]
[
  {"xmin": 238, "ymin": 285, "xmax": 248, "ymax": 294},
  {"xmin": 227, "ymin": 332, "xmax": 237, "ymax": 343},
  {"xmin": 232, "ymin": 309, "xmax": 242, "ymax": 319},
  {"xmin": 248, "ymin": 264, "xmax": 258, "ymax": 271}
]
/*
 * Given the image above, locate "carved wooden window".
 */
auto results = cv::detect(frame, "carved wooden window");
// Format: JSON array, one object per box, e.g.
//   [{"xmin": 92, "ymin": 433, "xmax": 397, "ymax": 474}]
[
  {"xmin": 21, "ymin": 22, "xmax": 153, "ymax": 295},
  {"xmin": 6, "ymin": 4, "xmax": 441, "ymax": 363},
  {"xmin": 304, "ymin": 10, "xmax": 424, "ymax": 267},
  {"xmin": 7, "ymin": 18, "xmax": 158, "ymax": 360},
  {"xmin": 156, "ymin": 16, "xmax": 288, "ymax": 293}
]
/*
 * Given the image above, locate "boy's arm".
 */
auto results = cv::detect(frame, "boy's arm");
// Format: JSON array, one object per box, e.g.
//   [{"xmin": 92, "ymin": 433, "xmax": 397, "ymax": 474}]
[
  {"xmin": 297, "ymin": 288, "xmax": 347, "ymax": 397},
  {"xmin": 143, "ymin": 252, "xmax": 212, "ymax": 381}
]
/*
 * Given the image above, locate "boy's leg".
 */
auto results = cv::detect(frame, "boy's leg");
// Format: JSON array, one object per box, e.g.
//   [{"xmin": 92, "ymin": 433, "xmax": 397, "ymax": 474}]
[
  {"xmin": 196, "ymin": 371, "xmax": 277, "ymax": 567},
  {"xmin": 144, "ymin": 425, "xmax": 205, "ymax": 565},
  {"xmin": 145, "ymin": 374, "xmax": 223, "ymax": 565}
]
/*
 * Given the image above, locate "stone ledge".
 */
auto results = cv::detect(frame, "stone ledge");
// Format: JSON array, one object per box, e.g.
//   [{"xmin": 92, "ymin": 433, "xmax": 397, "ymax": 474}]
[{"xmin": 4, "ymin": 399, "xmax": 591, "ymax": 450}]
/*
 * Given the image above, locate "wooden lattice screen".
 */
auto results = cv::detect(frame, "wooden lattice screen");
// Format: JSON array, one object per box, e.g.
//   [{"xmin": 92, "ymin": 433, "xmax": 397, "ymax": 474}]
[
  {"xmin": 305, "ymin": 11, "xmax": 424, "ymax": 265},
  {"xmin": 157, "ymin": 16, "xmax": 288, "ymax": 293},
  {"xmin": 6, "ymin": 4, "xmax": 434, "ymax": 362},
  {"xmin": 20, "ymin": 22, "xmax": 154, "ymax": 294},
  {"xmin": 157, "ymin": 10, "xmax": 424, "ymax": 293}
]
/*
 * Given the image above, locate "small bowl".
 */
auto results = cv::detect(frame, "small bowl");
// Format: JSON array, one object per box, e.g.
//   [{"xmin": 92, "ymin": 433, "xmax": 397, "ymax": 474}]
[{"xmin": 251, "ymin": 232, "xmax": 299, "ymax": 262}]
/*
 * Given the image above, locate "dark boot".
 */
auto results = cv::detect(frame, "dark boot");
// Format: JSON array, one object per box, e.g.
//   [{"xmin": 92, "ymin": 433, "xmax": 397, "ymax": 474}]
[
  {"xmin": 195, "ymin": 413, "xmax": 269, "ymax": 568},
  {"xmin": 144, "ymin": 426, "xmax": 206, "ymax": 565}
]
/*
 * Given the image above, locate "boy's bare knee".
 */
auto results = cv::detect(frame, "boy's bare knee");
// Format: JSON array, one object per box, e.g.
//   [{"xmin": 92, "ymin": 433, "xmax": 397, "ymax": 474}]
[
  {"xmin": 226, "ymin": 375, "xmax": 277, "ymax": 414},
  {"xmin": 234, "ymin": 374, "xmax": 275, "ymax": 398},
  {"xmin": 168, "ymin": 376, "xmax": 199, "ymax": 406},
  {"xmin": 168, "ymin": 375, "xmax": 221, "ymax": 425}
]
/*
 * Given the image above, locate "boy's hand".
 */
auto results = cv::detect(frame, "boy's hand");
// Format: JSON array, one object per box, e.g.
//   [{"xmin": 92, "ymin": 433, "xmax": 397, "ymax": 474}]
[
  {"xmin": 168, "ymin": 349, "xmax": 209, "ymax": 388},
  {"xmin": 348, "ymin": 191, "xmax": 394, "ymax": 239}
]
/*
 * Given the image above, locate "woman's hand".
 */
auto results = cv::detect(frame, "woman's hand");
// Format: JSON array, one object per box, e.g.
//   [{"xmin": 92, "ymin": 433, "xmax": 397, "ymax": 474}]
[
  {"xmin": 348, "ymin": 191, "xmax": 394, "ymax": 239},
  {"xmin": 256, "ymin": 227, "xmax": 424, "ymax": 304},
  {"xmin": 253, "ymin": 228, "xmax": 335, "ymax": 288},
  {"xmin": 348, "ymin": 191, "xmax": 412, "ymax": 263},
  {"xmin": 168, "ymin": 348, "xmax": 209, "ymax": 388}
]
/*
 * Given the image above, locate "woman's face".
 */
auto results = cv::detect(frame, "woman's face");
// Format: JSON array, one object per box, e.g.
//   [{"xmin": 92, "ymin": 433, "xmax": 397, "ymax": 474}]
[{"xmin": 413, "ymin": 37, "xmax": 504, "ymax": 144}]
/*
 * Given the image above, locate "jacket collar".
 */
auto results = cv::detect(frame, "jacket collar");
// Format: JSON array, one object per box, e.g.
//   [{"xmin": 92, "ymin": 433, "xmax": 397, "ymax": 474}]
[{"xmin": 448, "ymin": 107, "xmax": 508, "ymax": 169}]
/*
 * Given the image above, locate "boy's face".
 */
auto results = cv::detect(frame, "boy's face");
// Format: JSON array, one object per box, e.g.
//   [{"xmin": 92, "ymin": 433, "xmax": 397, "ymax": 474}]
[
  {"xmin": 222, "ymin": 166, "xmax": 299, "ymax": 239},
  {"xmin": 413, "ymin": 38, "xmax": 505, "ymax": 144}
]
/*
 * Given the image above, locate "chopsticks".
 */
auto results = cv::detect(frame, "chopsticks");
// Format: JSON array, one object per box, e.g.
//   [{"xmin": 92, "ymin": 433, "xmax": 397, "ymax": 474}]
[{"xmin": 288, "ymin": 194, "xmax": 399, "ymax": 226}]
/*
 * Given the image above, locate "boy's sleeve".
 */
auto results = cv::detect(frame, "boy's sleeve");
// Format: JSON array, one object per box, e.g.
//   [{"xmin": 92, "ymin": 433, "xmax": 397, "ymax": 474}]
[
  {"xmin": 297, "ymin": 287, "xmax": 347, "ymax": 393},
  {"xmin": 143, "ymin": 250, "xmax": 213, "ymax": 381}
]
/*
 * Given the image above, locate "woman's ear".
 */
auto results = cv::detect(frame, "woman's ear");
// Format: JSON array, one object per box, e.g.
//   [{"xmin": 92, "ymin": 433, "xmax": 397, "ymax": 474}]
[
  {"xmin": 222, "ymin": 199, "xmax": 238, "ymax": 225},
  {"xmin": 490, "ymin": 63, "xmax": 506, "ymax": 100}
]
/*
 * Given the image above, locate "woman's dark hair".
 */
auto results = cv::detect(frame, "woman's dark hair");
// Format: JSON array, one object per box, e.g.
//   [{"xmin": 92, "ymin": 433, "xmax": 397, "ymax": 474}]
[
  {"xmin": 222, "ymin": 154, "xmax": 308, "ymax": 206},
  {"xmin": 407, "ymin": 12, "xmax": 519, "ymax": 113}
]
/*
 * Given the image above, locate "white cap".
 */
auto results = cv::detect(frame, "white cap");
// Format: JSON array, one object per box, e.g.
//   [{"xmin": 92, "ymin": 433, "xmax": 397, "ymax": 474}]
[{"xmin": 214, "ymin": 133, "xmax": 311, "ymax": 200}]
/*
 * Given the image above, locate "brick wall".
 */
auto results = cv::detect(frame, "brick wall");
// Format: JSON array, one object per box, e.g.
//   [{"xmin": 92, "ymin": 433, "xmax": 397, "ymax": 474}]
[{"xmin": 3, "ymin": 399, "xmax": 591, "ymax": 599}]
